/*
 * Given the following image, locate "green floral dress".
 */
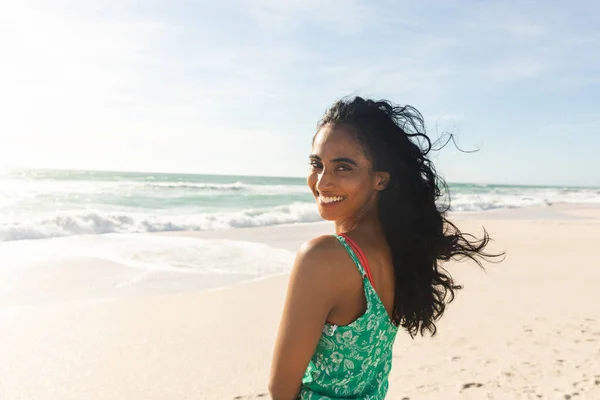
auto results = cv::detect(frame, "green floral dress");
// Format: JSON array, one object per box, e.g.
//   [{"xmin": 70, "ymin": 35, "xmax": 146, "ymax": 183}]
[{"xmin": 299, "ymin": 234, "xmax": 399, "ymax": 399}]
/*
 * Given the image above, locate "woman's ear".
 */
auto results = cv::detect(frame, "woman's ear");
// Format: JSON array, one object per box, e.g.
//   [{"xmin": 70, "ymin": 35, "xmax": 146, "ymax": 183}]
[{"xmin": 376, "ymin": 171, "xmax": 390, "ymax": 191}]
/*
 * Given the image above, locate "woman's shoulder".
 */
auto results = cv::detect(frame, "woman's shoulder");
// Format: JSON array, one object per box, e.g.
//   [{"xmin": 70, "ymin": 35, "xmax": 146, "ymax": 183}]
[
  {"xmin": 297, "ymin": 234, "xmax": 345, "ymax": 262},
  {"xmin": 283, "ymin": 235, "xmax": 348, "ymax": 306},
  {"xmin": 294, "ymin": 234, "xmax": 355, "ymax": 279}
]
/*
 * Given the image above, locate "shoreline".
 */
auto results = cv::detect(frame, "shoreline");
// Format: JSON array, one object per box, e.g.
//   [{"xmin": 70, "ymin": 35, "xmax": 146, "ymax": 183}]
[
  {"xmin": 1, "ymin": 201, "xmax": 598, "ymax": 246},
  {"xmin": 1, "ymin": 202, "xmax": 599, "ymax": 307}
]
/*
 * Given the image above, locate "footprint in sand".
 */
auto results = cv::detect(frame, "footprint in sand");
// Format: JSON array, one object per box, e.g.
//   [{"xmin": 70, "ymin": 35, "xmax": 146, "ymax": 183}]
[
  {"xmin": 459, "ymin": 382, "xmax": 484, "ymax": 392},
  {"xmin": 232, "ymin": 394, "xmax": 268, "ymax": 399}
]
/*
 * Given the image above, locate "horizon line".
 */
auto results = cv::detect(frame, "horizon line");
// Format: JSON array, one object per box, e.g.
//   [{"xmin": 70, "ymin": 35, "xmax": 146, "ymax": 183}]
[{"xmin": 3, "ymin": 166, "xmax": 598, "ymax": 189}]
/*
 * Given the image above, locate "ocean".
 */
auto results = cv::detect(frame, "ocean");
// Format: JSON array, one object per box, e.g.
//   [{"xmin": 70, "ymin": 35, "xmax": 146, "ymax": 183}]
[
  {"xmin": 3, "ymin": 168, "xmax": 600, "ymax": 242},
  {"xmin": 1, "ymin": 168, "xmax": 599, "ymax": 304}
]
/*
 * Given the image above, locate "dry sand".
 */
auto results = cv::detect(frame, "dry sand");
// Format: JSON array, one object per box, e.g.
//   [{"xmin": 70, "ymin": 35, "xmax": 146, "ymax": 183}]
[{"xmin": 1, "ymin": 204, "xmax": 599, "ymax": 399}]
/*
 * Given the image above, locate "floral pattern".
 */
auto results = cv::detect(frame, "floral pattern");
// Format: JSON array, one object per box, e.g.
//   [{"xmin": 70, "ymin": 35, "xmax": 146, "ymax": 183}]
[{"xmin": 299, "ymin": 235, "xmax": 399, "ymax": 399}]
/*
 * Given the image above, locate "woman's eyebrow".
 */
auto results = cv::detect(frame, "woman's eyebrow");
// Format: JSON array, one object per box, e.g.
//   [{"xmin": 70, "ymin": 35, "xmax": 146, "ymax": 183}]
[{"xmin": 309, "ymin": 154, "xmax": 358, "ymax": 166}]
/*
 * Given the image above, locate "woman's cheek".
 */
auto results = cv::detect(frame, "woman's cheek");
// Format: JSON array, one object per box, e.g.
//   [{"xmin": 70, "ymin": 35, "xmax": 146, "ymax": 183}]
[{"xmin": 307, "ymin": 172, "xmax": 317, "ymax": 188}]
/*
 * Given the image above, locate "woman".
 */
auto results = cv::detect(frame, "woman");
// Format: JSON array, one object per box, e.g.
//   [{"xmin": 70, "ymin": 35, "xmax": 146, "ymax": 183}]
[{"xmin": 269, "ymin": 97, "xmax": 499, "ymax": 399}]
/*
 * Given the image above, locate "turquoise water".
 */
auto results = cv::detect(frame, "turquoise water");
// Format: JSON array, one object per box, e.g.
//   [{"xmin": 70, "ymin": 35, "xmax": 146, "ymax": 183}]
[{"xmin": 1, "ymin": 168, "xmax": 599, "ymax": 242}]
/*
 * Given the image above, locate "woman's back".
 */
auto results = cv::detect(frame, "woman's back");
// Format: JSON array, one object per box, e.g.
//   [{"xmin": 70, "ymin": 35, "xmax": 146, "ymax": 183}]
[{"xmin": 299, "ymin": 234, "xmax": 399, "ymax": 399}]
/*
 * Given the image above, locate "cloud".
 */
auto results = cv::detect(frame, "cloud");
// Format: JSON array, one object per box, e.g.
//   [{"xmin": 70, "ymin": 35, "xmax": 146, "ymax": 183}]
[
  {"xmin": 545, "ymin": 123, "xmax": 600, "ymax": 132},
  {"xmin": 482, "ymin": 59, "xmax": 549, "ymax": 82},
  {"xmin": 238, "ymin": 0, "xmax": 372, "ymax": 35},
  {"xmin": 431, "ymin": 114, "xmax": 466, "ymax": 123}
]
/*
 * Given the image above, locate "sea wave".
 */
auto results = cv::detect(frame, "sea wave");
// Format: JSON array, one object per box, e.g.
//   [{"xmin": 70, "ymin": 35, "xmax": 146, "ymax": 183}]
[
  {"xmin": 143, "ymin": 181, "xmax": 248, "ymax": 191},
  {"xmin": 449, "ymin": 189, "xmax": 600, "ymax": 211},
  {"xmin": 2, "ymin": 186, "xmax": 600, "ymax": 242},
  {"xmin": 0, "ymin": 202, "xmax": 322, "ymax": 242},
  {"xmin": 142, "ymin": 181, "xmax": 310, "ymax": 195}
]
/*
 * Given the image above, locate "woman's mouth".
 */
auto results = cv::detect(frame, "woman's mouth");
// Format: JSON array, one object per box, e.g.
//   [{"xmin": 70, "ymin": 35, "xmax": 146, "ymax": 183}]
[{"xmin": 318, "ymin": 195, "xmax": 346, "ymax": 206}]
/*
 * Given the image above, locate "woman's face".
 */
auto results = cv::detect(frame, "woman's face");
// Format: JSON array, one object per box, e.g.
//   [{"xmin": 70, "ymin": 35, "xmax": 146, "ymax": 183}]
[{"xmin": 308, "ymin": 124, "xmax": 388, "ymax": 222}]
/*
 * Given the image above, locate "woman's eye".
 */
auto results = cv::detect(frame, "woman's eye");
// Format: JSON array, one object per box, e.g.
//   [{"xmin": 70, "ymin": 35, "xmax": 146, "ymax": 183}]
[{"xmin": 309, "ymin": 162, "xmax": 351, "ymax": 171}]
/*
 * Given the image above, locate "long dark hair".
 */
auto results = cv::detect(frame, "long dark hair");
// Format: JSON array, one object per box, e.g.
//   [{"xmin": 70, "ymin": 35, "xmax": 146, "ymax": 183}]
[{"xmin": 316, "ymin": 96, "xmax": 503, "ymax": 337}]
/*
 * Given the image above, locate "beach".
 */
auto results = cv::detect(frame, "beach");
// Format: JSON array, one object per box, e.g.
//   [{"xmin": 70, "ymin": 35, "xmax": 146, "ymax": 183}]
[
  {"xmin": 1, "ymin": 204, "xmax": 599, "ymax": 399},
  {"xmin": 4, "ymin": 0, "xmax": 600, "ymax": 397}
]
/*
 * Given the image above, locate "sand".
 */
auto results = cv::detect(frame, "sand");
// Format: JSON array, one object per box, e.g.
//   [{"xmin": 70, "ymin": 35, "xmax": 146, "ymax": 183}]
[{"xmin": 1, "ymin": 204, "xmax": 599, "ymax": 399}]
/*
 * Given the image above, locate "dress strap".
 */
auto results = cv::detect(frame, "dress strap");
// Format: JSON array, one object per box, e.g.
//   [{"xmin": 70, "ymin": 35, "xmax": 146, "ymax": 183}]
[{"xmin": 335, "ymin": 233, "xmax": 376, "ymax": 290}]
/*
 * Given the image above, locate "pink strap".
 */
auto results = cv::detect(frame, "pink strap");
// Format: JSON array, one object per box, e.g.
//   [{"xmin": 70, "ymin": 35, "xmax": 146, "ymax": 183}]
[{"xmin": 339, "ymin": 233, "xmax": 376, "ymax": 290}]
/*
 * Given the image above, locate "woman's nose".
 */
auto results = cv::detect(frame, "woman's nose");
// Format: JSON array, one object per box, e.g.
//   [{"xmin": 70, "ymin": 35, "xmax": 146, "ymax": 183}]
[{"xmin": 316, "ymin": 170, "xmax": 335, "ymax": 192}]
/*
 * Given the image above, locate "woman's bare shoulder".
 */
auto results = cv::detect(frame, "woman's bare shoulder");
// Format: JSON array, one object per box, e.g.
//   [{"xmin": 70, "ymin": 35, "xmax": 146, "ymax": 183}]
[
  {"xmin": 294, "ymin": 234, "xmax": 353, "ymax": 279},
  {"xmin": 299, "ymin": 234, "xmax": 338, "ymax": 253},
  {"xmin": 297, "ymin": 234, "xmax": 345, "ymax": 260}
]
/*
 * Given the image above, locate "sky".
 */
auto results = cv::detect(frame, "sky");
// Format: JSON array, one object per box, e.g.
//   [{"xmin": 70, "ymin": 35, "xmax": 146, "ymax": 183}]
[{"xmin": 1, "ymin": 0, "xmax": 599, "ymax": 186}]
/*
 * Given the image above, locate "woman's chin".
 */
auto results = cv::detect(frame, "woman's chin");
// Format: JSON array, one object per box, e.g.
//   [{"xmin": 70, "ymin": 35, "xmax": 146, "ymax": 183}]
[{"xmin": 317, "ymin": 208, "xmax": 339, "ymax": 221}]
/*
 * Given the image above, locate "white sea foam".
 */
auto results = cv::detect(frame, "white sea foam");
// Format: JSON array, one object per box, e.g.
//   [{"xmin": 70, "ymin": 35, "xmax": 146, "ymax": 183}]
[
  {"xmin": 0, "ymin": 234, "xmax": 295, "ymax": 304},
  {"xmin": 143, "ymin": 181, "xmax": 248, "ymax": 191},
  {"xmin": 3, "ymin": 187, "xmax": 600, "ymax": 242},
  {"xmin": 0, "ymin": 202, "xmax": 322, "ymax": 242},
  {"xmin": 449, "ymin": 188, "xmax": 600, "ymax": 212},
  {"xmin": 0, "ymin": 234, "xmax": 295, "ymax": 275},
  {"xmin": 141, "ymin": 181, "xmax": 310, "ymax": 194}
]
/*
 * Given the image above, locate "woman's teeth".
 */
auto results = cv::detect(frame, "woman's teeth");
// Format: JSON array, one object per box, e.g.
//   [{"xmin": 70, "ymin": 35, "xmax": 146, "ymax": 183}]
[{"xmin": 320, "ymin": 196, "xmax": 345, "ymax": 203}]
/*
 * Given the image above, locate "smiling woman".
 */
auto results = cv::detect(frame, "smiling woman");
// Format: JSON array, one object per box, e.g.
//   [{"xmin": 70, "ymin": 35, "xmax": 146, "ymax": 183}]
[{"xmin": 269, "ymin": 96, "xmax": 502, "ymax": 400}]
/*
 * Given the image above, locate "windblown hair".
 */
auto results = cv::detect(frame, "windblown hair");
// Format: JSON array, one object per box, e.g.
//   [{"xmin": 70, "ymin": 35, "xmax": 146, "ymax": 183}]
[{"xmin": 316, "ymin": 96, "xmax": 503, "ymax": 337}]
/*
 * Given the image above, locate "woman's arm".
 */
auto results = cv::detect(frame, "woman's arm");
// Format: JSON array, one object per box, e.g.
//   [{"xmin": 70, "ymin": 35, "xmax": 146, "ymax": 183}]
[{"xmin": 269, "ymin": 236, "xmax": 340, "ymax": 400}]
